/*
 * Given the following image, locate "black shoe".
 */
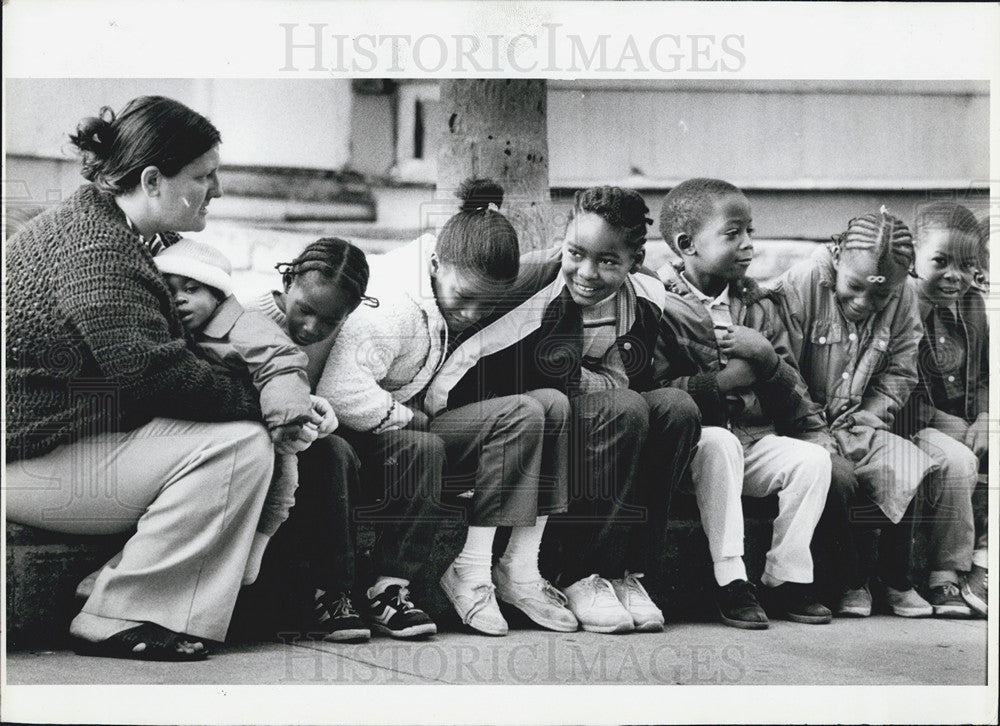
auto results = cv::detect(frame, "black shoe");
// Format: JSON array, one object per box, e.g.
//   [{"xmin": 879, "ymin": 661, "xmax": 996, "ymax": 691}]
[
  {"xmin": 762, "ymin": 582, "xmax": 832, "ymax": 624},
  {"xmin": 314, "ymin": 590, "xmax": 371, "ymax": 642},
  {"xmin": 716, "ymin": 579, "xmax": 769, "ymax": 630},
  {"xmin": 366, "ymin": 584, "xmax": 437, "ymax": 639}
]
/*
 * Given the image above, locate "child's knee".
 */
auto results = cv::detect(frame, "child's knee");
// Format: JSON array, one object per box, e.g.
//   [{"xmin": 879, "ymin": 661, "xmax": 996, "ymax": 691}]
[
  {"xmin": 791, "ymin": 440, "xmax": 832, "ymax": 485},
  {"xmin": 697, "ymin": 426, "xmax": 741, "ymax": 458},
  {"xmin": 940, "ymin": 445, "xmax": 979, "ymax": 486},
  {"xmin": 603, "ymin": 389, "xmax": 650, "ymax": 432},
  {"xmin": 645, "ymin": 387, "xmax": 700, "ymax": 433},
  {"xmin": 530, "ymin": 387, "xmax": 571, "ymax": 424}
]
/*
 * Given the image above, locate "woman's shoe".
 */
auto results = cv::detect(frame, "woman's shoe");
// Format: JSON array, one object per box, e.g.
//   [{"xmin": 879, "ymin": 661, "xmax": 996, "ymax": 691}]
[{"xmin": 71, "ymin": 622, "xmax": 209, "ymax": 661}]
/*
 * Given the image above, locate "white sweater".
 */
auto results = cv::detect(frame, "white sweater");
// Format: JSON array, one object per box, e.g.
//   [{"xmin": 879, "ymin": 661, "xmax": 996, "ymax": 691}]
[{"xmin": 315, "ymin": 235, "xmax": 450, "ymax": 433}]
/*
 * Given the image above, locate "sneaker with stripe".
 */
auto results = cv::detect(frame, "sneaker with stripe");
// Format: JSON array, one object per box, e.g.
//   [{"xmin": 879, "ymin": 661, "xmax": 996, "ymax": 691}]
[
  {"xmin": 314, "ymin": 590, "xmax": 371, "ymax": 643},
  {"xmin": 366, "ymin": 584, "xmax": 437, "ymax": 639}
]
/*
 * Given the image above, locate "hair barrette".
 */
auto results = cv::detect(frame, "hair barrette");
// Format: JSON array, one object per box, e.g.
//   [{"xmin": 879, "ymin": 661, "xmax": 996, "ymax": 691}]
[
  {"xmin": 487, "ymin": 202, "xmax": 499, "ymax": 213},
  {"xmin": 361, "ymin": 294, "xmax": 380, "ymax": 308},
  {"xmin": 866, "ymin": 274, "xmax": 886, "ymax": 284}
]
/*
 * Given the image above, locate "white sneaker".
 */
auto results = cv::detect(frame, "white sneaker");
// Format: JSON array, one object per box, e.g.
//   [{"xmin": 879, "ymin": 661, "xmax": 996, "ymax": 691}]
[
  {"xmin": 494, "ymin": 563, "xmax": 578, "ymax": 632},
  {"xmin": 610, "ymin": 572, "xmax": 664, "ymax": 632},
  {"xmin": 561, "ymin": 575, "xmax": 634, "ymax": 634},
  {"xmin": 440, "ymin": 563, "xmax": 508, "ymax": 636},
  {"xmin": 885, "ymin": 586, "xmax": 933, "ymax": 618}
]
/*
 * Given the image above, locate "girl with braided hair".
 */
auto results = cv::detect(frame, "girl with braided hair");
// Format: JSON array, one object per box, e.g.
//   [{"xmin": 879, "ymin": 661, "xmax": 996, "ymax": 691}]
[
  {"xmin": 248, "ymin": 237, "xmax": 441, "ymax": 641},
  {"xmin": 893, "ymin": 201, "xmax": 989, "ymax": 617},
  {"xmin": 319, "ymin": 179, "xmax": 577, "ymax": 637},
  {"xmin": 775, "ymin": 207, "xmax": 937, "ymax": 619}
]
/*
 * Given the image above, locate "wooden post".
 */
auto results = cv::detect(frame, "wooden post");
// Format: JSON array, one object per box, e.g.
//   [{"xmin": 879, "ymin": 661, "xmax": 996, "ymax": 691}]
[{"xmin": 436, "ymin": 80, "xmax": 551, "ymax": 251}]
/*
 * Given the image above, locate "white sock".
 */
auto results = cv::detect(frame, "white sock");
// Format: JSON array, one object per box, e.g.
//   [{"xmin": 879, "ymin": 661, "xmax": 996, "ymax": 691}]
[
  {"xmin": 713, "ymin": 556, "xmax": 748, "ymax": 587},
  {"xmin": 451, "ymin": 526, "xmax": 496, "ymax": 584},
  {"xmin": 498, "ymin": 515, "xmax": 547, "ymax": 582},
  {"xmin": 367, "ymin": 575, "xmax": 409, "ymax": 599},
  {"xmin": 242, "ymin": 532, "xmax": 271, "ymax": 586},
  {"xmin": 761, "ymin": 570, "xmax": 783, "ymax": 588}
]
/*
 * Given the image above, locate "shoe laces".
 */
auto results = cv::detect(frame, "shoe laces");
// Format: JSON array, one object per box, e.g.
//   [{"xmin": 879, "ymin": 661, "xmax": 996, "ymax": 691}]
[
  {"xmin": 329, "ymin": 593, "xmax": 359, "ymax": 619},
  {"xmin": 939, "ymin": 582, "xmax": 962, "ymax": 598},
  {"xmin": 386, "ymin": 585, "xmax": 418, "ymax": 612},
  {"xmin": 540, "ymin": 580, "xmax": 569, "ymax": 606},
  {"xmin": 620, "ymin": 571, "xmax": 654, "ymax": 602},
  {"xmin": 582, "ymin": 574, "xmax": 620, "ymax": 603},
  {"xmin": 462, "ymin": 583, "xmax": 499, "ymax": 624}
]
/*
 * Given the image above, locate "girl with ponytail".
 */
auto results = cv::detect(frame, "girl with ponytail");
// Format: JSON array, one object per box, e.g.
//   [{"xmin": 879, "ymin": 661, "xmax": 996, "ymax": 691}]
[{"xmin": 315, "ymin": 178, "xmax": 577, "ymax": 637}]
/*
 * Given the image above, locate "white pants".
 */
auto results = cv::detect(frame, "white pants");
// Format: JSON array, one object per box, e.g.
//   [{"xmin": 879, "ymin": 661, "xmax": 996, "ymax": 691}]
[
  {"xmin": 689, "ymin": 428, "xmax": 831, "ymax": 586},
  {"xmin": 5, "ymin": 418, "xmax": 273, "ymax": 641}
]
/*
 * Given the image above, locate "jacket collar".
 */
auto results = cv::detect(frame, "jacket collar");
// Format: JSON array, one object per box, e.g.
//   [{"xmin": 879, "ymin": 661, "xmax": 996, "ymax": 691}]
[
  {"xmin": 200, "ymin": 295, "xmax": 243, "ymax": 338},
  {"xmin": 659, "ymin": 260, "xmax": 764, "ymax": 306}
]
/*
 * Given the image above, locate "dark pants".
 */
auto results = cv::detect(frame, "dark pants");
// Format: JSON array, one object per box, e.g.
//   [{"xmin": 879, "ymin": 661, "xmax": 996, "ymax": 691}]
[
  {"xmin": 816, "ymin": 454, "xmax": 918, "ymax": 592},
  {"xmin": 556, "ymin": 387, "xmax": 701, "ymax": 585},
  {"xmin": 429, "ymin": 392, "xmax": 569, "ymax": 526},
  {"xmin": 269, "ymin": 435, "xmax": 359, "ymax": 596},
  {"xmin": 337, "ymin": 427, "xmax": 452, "ymax": 586}
]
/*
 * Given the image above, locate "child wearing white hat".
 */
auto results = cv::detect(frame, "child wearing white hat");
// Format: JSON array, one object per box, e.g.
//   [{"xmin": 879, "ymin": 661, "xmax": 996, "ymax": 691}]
[{"xmin": 155, "ymin": 238, "xmax": 338, "ymax": 584}]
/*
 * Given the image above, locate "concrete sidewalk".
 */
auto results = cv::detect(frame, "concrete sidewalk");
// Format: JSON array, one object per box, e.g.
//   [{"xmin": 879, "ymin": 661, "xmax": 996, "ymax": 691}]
[{"xmin": 6, "ymin": 615, "xmax": 988, "ymax": 686}]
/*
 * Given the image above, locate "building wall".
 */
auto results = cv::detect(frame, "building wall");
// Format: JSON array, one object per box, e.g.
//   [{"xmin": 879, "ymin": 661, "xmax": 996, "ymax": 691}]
[
  {"xmin": 5, "ymin": 78, "xmax": 352, "ymax": 169},
  {"xmin": 388, "ymin": 80, "xmax": 989, "ymax": 190}
]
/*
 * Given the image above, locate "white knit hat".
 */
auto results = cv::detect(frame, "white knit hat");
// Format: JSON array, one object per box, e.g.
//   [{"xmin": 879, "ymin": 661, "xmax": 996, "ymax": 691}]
[{"xmin": 154, "ymin": 238, "xmax": 233, "ymax": 297}]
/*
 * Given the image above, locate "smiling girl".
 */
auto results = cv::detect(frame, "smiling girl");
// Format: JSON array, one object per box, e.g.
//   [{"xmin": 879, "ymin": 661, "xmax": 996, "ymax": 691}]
[
  {"xmin": 893, "ymin": 201, "xmax": 988, "ymax": 617},
  {"xmin": 776, "ymin": 207, "xmax": 936, "ymax": 618}
]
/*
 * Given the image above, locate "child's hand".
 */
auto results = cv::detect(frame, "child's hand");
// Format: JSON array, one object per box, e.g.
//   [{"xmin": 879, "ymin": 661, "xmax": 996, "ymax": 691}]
[
  {"xmin": 964, "ymin": 413, "xmax": 988, "ymax": 459},
  {"xmin": 271, "ymin": 421, "xmax": 319, "ymax": 455},
  {"xmin": 716, "ymin": 357, "xmax": 757, "ymax": 392},
  {"xmin": 309, "ymin": 395, "xmax": 339, "ymax": 437},
  {"xmin": 718, "ymin": 325, "xmax": 779, "ymax": 373}
]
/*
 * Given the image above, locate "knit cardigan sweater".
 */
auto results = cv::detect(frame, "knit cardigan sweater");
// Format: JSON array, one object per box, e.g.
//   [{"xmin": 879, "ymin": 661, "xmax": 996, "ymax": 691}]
[{"xmin": 6, "ymin": 184, "xmax": 261, "ymax": 461}]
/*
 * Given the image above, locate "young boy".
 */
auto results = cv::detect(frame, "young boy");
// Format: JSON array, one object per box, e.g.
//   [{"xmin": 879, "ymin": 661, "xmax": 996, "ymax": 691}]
[
  {"xmin": 654, "ymin": 178, "xmax": 834, "ymax": 627},
  {"xmin": 426, "ymin": 187, "xmax": 701, "ymax": 633},
  {"xmin": 895, "ymin": 201, "xmax": 988, "ymax": 617}
]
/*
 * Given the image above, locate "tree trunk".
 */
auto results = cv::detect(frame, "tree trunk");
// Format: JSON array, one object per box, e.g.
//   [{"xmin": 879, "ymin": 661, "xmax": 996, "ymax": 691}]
[{"xmin": 436, "ymin": 80, "xmax": 551, "ymax": 251}]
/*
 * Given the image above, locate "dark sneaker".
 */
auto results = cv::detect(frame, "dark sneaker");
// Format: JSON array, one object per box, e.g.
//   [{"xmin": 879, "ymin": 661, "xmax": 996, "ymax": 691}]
[
  {"xmin": 366, "ymin": 584, "xmax": 437, "ymax": 639},
  {"xmin": 928, "ymin": 583, "xmax": 972, "ymax": 618},
  {"xmin": 763, "ymin": 582, "xmax": 832, "ymax": 624},
  {"xmin": 716, "ymin": 579, "xmax": 769, "ymax": 630},
  {"xmin": 961, "ymin": 565, "xmax": 987, "ymax": 617},
  {"xmin": 314, "ymin": 590, "xmax": 371, "ymax": 642}
]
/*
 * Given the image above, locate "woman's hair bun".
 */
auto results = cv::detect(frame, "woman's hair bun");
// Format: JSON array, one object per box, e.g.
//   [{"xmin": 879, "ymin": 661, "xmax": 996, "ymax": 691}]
[
  {"xmin": 69, "ymin": 106, "xmax": 116, "ymax": 158},
  {"xmin": 457, "ymin": 177, "xmax": 504, "ymax": 213}
]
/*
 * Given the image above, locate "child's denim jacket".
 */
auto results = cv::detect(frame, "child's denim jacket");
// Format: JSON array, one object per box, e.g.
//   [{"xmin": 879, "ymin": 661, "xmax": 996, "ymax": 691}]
[
  {"xmin": 654, "ymin": 261, "xmax": 831, "ymax": 449},
  {"xmin": 895, "ymin": 279, "xmax": 989, "ymax": 435},
  {"xmin": 772, "ymin": 246, "xmax": 923, "ymax": 461}
]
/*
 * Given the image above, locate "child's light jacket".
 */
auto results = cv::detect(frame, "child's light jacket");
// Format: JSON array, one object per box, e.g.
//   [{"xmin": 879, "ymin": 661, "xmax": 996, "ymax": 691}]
[
  {"xmin": 772, "ymin": 245, "xmax": 923, "ymax": 458},
  {"xmin": 895, "ymin": 279, "xmax": 989, "ymax": 435}
]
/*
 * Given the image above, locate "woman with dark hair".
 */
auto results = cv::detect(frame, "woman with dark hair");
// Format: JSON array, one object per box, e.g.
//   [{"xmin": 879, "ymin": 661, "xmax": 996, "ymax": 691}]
[{"xmin": 5, "ymin": 96, "xmax": 321, "ymax": 660}]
